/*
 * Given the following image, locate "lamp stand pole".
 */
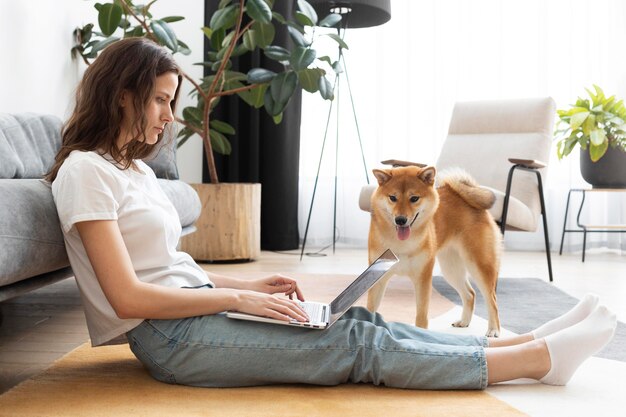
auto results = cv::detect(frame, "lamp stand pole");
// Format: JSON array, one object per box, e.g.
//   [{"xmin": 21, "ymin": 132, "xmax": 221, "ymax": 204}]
[{"xmin": 300, "ymin": 22, "xmax": 370, "ymax": 260}]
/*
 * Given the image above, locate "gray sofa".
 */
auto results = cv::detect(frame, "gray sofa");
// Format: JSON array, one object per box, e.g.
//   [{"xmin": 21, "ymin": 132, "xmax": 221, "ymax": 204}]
[{"xmin": 0, "ymin": 113, "xmax": 201, "ymax": 308}]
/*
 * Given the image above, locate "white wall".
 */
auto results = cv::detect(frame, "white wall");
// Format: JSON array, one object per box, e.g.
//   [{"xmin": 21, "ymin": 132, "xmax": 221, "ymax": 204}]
[{"xmin": 0, "ymin": 0, "xmax": 204, "ymax": 183}]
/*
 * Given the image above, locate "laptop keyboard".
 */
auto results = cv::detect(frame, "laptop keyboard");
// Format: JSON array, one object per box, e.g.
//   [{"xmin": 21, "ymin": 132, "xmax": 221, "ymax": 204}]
[{"xmin": 298, "ymin": 302, "xmax": 325, "ymax": 322}]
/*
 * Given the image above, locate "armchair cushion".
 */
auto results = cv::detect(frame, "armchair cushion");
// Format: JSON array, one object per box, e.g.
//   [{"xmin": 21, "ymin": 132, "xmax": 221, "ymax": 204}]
[
  {"xmin": 436, "ymin": 132, "xmax": 547, "ymax": 230},
  {"xmin": 482, "ymin": 186, "xmax": 536, "ymax": 231}
]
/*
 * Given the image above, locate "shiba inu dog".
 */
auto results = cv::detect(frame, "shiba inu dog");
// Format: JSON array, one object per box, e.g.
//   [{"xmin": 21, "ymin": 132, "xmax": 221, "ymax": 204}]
[{"xmin": 367, "ymin": 166, "xmax": 502, "ymax": 336}]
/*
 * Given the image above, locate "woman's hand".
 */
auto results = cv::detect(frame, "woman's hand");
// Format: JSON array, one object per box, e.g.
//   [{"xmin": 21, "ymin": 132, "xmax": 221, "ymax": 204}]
[
  {"xmin": 234, "ymin": 290, "xmax": 309, "ymax": 323},
  {"xmin": 249, "ymin": 274, "xmax": 306, "ymax": 302},
  {"xmin": 209, "ymin": 273, "xmax": 309, "ymax": 322}
]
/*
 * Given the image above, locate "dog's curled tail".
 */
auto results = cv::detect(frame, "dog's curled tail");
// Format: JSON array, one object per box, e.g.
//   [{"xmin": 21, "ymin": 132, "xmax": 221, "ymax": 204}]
[{"xmin": 437, "ymin": 168, "xmax": 496, "ymax": 210}]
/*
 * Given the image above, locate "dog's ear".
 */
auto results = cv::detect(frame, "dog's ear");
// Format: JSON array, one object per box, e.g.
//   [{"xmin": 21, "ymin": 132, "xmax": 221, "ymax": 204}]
[
  {"xmin": 373, "ymin": 169, "xmax": 392, "ymax": 185},
  {"xmin": 419, "ymin": 166, "xmax": 436, "ymax": 185}
]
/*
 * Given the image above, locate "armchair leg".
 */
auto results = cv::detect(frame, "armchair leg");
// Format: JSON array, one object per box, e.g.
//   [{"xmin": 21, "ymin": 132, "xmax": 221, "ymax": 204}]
[
  {"xmin": 536, "ymin": 172, "xmax": 554, "ymax": 282},
  {"xmin": 501, "ymin": 165, "xmax": 554, "ymax": 282}
]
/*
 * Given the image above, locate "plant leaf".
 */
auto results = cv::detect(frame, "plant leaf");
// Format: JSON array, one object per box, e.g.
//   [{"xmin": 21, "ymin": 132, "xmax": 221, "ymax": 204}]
[
  {"xmin": 243, "ymin": 29, "xmax": 256, "ymax": 51},
  {"xmin": 295, "ymin": 12, "xmax": 314, "ymax": 27},
  {"xmin": 264, "ymin": 45, "xmax": 291, "ymax": 61},
  {"xmin": 183, "ymin": 106, "xmax": 203, "ymax": 124},
  {"xmin": 247, "ymin": 68, "xmax": 276, "ymax": 83},
  {"xmin": 176, "ymin": 127, "xmax": 196, "ymax": 147},
  {"xmin": 210, "ymin": 119, "xmax": 235, "ymax": 135},
  {"xmin": 238, "ymin": 84, "xmax": 267, "ymax": 108},
  {"xmin": 324, "ymin": 33, "xmax": 349, "ymax": 50},
  {"xmin": 161, "ymin": 16, "xmax": 185, "ymax": 23},
  {"xmin": 209, "ymin": 129, "xmax": 232, "ymax": 155},
  {"xmin": 246, "ymin": 0, "xmax": 272, "ymax": 24},
  {"xmin": 582, "ymin": 114, "xmax": 596, "ymax": 136},
  {"xmin": 297, "ymin": 68, "xmax": 322, "ymax": 93},
  {"xmin": 590, "ymin": 128, "xmax": 606, "ymax": 146},
  {"xmin": 264, "ymin": 73, "xmax": 297, "ymax": 116},
  {"xmin": 297, "ymin": 0, "xmax": 318, "ymax": 25},
  {"xmin": 319, "ymin": 13, "xmax": 342, "ymax": 27},
  {"xmin": 289, "ymin": 46, "xmax": 316, "ymax": 70},
  {"xmin": 287, "ymin": 26, "xmax": 307, "ymax": 46},
  {"xmin": 272, "ymin": 11, "xmax": 286, "ymax": 24},
  {"xmin": 151, "ymin": 20, "xmax": 178, "ymax": 52},
  {"xmin": 177, "ymin": 39, "xmax": 192, "ymax": 55},
  {"xmin": 210, "ymin": 4, "xmax": 238, "ymax": 31},
  {"xmin": 90, "ymin": 36, "xmax": 120, "ymax": 54},
  {"xmin": 98, "ymin": 3, "xmax": 123, "ymax": 36},
  {"xmin": 318, "ymin": 76, "xmax": 334, "ymax": 100},
  {"xmin": 251, "ymin": 21, "xmax": 275, "ymax": 48},
  {"xmin": 263, "ymin": 88, "xmax": 278, "ymax": 116},
  {"xmin": 569, "ymin": 111, "xmax": 589, "ymax": 131},
  {"xmin": 589, "ymin": 140, "xmax": 608, "ymax": 162},
  {"xmin": 270, "ymin": 71, "xmax": 298, "ymax": 106},
  {"xmin": 210, "ymin": 28, "xmax": 226, "ymax": 52}
]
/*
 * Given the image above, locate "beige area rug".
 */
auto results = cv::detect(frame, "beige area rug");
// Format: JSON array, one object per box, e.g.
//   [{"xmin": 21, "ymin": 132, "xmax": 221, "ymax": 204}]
[{"xmin": 0, "ymin": 273, "xmax": 528, "ymax": 417}]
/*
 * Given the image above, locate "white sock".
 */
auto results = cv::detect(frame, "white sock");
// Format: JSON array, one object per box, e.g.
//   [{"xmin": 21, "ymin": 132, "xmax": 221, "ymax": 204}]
[
  {"xmin": 532, "ymin": 293, "xmax": 600, "ymax": 339},
  {"xmin": 540, "ymin": 306, "xmax": 617, "ymax": 386}
]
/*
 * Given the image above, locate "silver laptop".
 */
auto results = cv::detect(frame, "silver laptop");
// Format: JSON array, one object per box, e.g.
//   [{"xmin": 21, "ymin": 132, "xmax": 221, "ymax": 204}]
[{"xmin": 226, "ymin": 249, "xmax": 398, "ymax": 329}]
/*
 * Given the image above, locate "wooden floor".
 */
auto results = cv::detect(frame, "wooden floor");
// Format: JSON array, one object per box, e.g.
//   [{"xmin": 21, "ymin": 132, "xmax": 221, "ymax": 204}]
[{"xmin": 1, "ymin": 246, "xmax": 624, "ymax": 394}]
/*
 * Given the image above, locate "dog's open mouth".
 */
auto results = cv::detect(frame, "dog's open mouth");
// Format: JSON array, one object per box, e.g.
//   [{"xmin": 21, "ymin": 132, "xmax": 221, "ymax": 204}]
[{"xmin": 396, "ymin": 225, "xmax": 411, "ymax": 240}]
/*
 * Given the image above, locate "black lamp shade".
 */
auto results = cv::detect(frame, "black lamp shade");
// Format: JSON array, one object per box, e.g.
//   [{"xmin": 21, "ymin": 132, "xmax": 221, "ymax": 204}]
[{"xmin": 309, "ymin": 0, "xmax": 391, "ymax": 28}]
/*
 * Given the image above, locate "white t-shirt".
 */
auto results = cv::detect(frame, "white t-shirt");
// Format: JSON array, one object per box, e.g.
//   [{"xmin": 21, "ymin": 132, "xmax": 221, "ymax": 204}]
[{"xmin": 51, "ymin": 150, "xmax": 211, "ymax": 346}]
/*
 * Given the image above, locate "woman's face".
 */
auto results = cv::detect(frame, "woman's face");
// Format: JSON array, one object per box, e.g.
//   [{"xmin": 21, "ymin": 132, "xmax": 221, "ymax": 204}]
[{"xmin": 119, "ymin": 72, "xmax": 179, "ymax": 146}]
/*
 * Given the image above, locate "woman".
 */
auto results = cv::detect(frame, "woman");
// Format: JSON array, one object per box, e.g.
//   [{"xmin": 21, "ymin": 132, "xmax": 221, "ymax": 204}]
[{"xmin": 47, "ymin": 37, "xmax": 616, "ymax": 389}]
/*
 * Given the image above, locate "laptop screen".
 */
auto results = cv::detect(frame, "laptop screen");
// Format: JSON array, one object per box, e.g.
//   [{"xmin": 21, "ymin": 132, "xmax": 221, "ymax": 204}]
[{"xmin": 328, "ymin": 249, "xmax": 398, "ymax": 324}]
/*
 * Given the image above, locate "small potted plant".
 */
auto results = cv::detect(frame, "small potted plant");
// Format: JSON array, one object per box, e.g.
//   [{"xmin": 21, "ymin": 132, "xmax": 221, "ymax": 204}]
[{"xmin": 555, "ymin": 84, "xmax": 626, "ymax": 188}]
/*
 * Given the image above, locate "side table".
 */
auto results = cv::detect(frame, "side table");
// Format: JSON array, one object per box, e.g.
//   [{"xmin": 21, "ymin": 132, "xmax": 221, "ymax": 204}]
[{"xmin": 559, "ymin": 188, "xmax": 626, "ymax": 262}]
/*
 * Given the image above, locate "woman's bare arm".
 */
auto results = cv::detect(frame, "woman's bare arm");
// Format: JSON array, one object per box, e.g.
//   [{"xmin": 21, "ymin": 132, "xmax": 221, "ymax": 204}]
[{"xmin": 75, "ymin": 220, "xmax": 307, "ymax": 322}]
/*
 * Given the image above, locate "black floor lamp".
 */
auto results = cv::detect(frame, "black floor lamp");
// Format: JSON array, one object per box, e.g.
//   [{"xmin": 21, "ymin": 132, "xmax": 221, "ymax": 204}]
[{"xmin": 300, "ymin": 0, "xmax": 391, "ymax": 259}]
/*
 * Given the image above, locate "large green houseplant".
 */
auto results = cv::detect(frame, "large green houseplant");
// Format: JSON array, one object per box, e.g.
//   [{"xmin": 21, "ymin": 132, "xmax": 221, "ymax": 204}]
[
  {"xmin": 555, "ymin": 85, "xmax": 626, "ymax": 188},
  {"xmin": 72, "ymin": 0, "xmax": 343, "ymax": 184},
  {"xmin": 72, "ymin": 0, "xmax": 345, "ymax": 260}
]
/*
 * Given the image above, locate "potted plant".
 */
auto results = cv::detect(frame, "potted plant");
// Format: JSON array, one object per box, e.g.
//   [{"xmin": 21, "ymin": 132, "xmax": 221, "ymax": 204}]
[
  {"xmin": 72, "ymin": 0, "xmax": 344, "ymax": 260},
  {"xmin": 555, "ymin": 84, "xmax": 626, "ymax": 188}
]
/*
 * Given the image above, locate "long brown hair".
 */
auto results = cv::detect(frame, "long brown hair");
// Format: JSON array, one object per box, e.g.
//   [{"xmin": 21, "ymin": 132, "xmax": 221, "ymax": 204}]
[{"xmin": 46, "ymin": 38, "xmax": 182, "ymax": 182}]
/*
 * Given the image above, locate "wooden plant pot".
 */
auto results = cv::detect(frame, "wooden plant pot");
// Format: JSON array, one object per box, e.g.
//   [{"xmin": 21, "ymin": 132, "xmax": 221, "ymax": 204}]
[{"xmin": 181, "ymin": 183, "xmax": 261, "ymax": 262}]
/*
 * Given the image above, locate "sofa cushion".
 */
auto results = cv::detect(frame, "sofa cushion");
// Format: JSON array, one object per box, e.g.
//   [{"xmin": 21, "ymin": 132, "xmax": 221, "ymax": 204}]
[
  {"xmin": 156, "ymin": 179, "xmax": 202, "ymax": 230},
  {"xmin": 0, "ymin": 178, "xmax": 201, "ymax": 287},
  {"xmin": 143, "ymin": 134, "xmax": 180, "ymax": 180},
  {"xmin": 0, "ymin": 179, "xmax": 68, "ymax": 286},
  {"xmin": 0, "ymin": 113, "xmax": 63, "ymax": 179}
]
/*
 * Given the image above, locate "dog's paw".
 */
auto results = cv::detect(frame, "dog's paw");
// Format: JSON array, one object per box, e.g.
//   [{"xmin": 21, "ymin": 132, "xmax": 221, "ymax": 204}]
[
  {"xmin": 485, "ymin": 328, "xmax": 500, "ymax": 337},
  {"xmin": 451, "ymin": 320, "xmax": 470, "ymax": 328}
]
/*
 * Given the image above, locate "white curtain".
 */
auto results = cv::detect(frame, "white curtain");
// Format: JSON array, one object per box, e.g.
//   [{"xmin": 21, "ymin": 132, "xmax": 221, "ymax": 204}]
[{"xmin": 298, "ymin": 0, "xmax": 626, "ymax": 253}]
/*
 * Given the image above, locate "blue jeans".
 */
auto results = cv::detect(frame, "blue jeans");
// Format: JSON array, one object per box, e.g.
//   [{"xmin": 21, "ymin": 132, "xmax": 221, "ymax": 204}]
[{"xmin": 127, "ymin": 306, "xmax": 488, "ymax": 390}]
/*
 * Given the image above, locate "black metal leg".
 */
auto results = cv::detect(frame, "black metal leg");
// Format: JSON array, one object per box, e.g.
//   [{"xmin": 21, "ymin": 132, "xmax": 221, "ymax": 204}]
[
  {"xmin": 559, "ymin": 189, "xmax": 573, "ymax": 255},
  {"xmin": 502, "ymin": 165, "xmax": 554, "ymax": 282},
  {"xmin": 500, "ymin": 165, "xmax": 516, "ymax": 236},
  {"xmin": 582, "ymin": 228, "xmax": 587, "ymax": 262},
  {"xmin": 536, "ymin": 172, "xmax": 553, "ymax": 282},
  {"xmin": 577, "ymin": 190, "xmax": 587, "ymax": 263}
]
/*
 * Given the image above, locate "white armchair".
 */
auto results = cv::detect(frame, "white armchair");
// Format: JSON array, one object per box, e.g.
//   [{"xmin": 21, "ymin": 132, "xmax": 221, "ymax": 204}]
[{"xmin": 359, "ymin": 97, "xmax": 556, "ymax": 281}]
